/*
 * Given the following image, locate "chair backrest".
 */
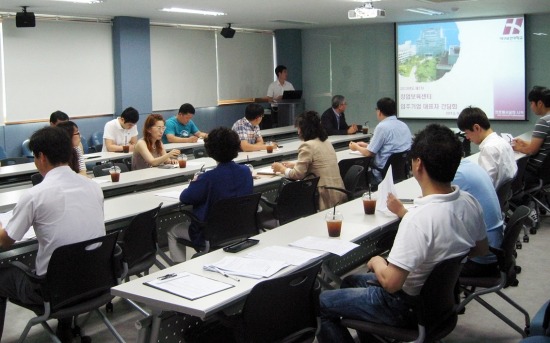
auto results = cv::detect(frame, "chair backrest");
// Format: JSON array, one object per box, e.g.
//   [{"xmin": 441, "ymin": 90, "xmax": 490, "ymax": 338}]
[
  {"xmin": 536, "ymin": 153, "xmax": 550, "ymax": 184},
  {"xmin": 117, "ymin": 203, "xmax": 162, "ymax": 271},
  {"xmin": 381, "ymin": 150, "xmax": 410, "ymax": 183},
  {"xmin": 204, "ymin": 193, "xmax": 261, "ymax": 249},
  {"xmin": 419, "ymin": 254, "xmax": 466, "ymax": 339},
  {"xmin": 342, "ymin": 165, "xmax": 365, "ymax": 196},
  {"xmin": 511, "ymin": 155, "xmax": 529, "ymax": 196},
  {"xmin": 0, "ymin": 157, "xmax": 29, "ymax": 166},
  {"xmin": 31, "ymin": 173, "xmax": 44, "ymax": 186},
  {"xmin": 241, "ymin": 260, "xmax": 322, "ymax": 342},
  {"xmin": 338, "ymin": 157, "xmax": 371, "ymax": 190},
  {"xmin": 499, "ymin": 205, "xmax": 530, "ymax": 283},
  {"xmin": 44, "ymin": 232, "xmax": 119, "ymax": 312},
  {"xmin": 0, "ymin": 146, "xmax": 7, "ymax": 160},
  {"xmin": 92, "ymin": 162, "xmax": 129, "ymax": 177},
  {"xmin": 275, "ymin": 176, "xmax": 320, "ymax": 225},
  {"xmin": 80, "ymin": 136, "xmax": 89, "ymax": 154},
  {"xmin": 193, "ymin": 147, "xmax": 208, "ymax": 159},
  {"xmin": 21, "ymin": 139, "xmax": 33, "ymax": 159},
  {"xmin": 496, "ymin": 178, "xmax": 513, "ymax": 213},
  {"xmin": 91, "ymin": 131, "xmax": 104, "ymax": 152}
]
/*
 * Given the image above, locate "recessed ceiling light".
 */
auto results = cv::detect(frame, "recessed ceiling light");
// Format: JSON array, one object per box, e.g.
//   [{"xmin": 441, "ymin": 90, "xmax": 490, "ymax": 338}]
[
  {"xmin": 160, "ymin": 8, "xmax": 226, "ymax": 16},
  {"xmin": 405, "ymin": 7, "xmax": 445, "ymax": 16},
  {"xmin": 51, "ymin": 0, "xmax": 103, "ymax": 3},
  {"xmin": 533, "ymin": 32, "xmax": 548, "ymax": 36}
]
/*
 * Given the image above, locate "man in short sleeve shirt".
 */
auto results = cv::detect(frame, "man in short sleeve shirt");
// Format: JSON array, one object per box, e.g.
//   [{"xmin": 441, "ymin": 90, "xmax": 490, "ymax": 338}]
[
  {"xmin": 102, "ymin": 106, "xmax": 139, "ymax": 152},
  {"xmin": 232, "ymin": 103, "xmax": 273, "ymax": 152},
  {"xmin": 317, "ymin": 124, "xmax": 488, "ymax": 342},
  {"xmin": 162, "ymin": 103, "xmax": 208, "ymax": 144}
]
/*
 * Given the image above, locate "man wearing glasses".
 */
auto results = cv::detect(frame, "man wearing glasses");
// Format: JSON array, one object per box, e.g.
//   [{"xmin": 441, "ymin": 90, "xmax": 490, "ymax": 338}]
[
  {"xmin": 321, "ymin": 95, "xmax": 358, "ymax": 135},
  {"xmin": 162, "ymin": 103, "xmax": 208, "ymax": 144}
]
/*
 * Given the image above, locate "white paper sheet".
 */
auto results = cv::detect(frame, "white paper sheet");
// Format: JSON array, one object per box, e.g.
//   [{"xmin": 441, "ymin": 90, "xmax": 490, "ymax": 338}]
[
  {"xmin": 204, "ymin": 256, "xmax": 289, "ymax": 279},
  {"xmin": 246, "ymin": 246, "xmax": 323, "ymax": 266},
  {"xmin": 288, "ymin": 236, "xmax": 359, "ymax": 257},
  {"xmin": 375, "ymin": 165, "xmax": 397, "ymax": 214},
  {"xmin": 144, "ymin": 272, "xmax": 233, "ymax": 300}
]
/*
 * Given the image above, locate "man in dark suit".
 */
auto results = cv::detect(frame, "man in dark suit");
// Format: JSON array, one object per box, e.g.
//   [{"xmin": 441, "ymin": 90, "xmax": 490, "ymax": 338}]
[{"xmin": 320, "ymin": 95, "xmax": 358, "ymax": 135}]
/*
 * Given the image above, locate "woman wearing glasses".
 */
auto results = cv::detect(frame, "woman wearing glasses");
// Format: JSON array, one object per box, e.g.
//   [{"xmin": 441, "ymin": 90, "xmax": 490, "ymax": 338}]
[
  {"xmin": 57, "ymin": 120, "xmax": 88, "ymax": 177},
  {"xmin": 132, "ymin": 114, "xmax": 180, "ymax": 170}
]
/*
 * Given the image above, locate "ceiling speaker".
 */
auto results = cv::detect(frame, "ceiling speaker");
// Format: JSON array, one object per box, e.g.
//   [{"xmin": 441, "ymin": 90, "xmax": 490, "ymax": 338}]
[
  {"xmin": 16, "ymin": 8, "xmax": 35, "ymax": 28},
  {"xmin": 220, "ymin": 26, "xmax": 235, "ymax": 39}
]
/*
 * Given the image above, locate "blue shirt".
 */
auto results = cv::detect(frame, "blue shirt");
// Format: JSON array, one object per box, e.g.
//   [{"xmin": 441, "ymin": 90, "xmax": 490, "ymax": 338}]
[
  {"xmin": 453, "ymin": 159, "xmax": 503, "ymax": 264},
  {"xmin": 179, "ymin": 161, "xmax": 253, "ymax": 247},
  {"xmin": 162, "ymin": 116, "xmax": 199, "ymax": 144},
  {"xmin": 368, "ymin": 116, "xmax": 412, "ymax": 183}
]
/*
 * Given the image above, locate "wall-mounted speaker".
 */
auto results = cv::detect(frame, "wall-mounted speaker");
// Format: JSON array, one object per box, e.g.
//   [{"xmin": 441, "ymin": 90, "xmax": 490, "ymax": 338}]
[
  {"xmin": 16, "ymin": 8, "xmax": 36, "ymax": 28},
  {"xmin": 220, "ymin": 26, "xmax": 235, "ymax": 39}
]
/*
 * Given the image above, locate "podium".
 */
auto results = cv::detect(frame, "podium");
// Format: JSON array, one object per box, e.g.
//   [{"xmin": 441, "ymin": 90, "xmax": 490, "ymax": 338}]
[{"xmin": 272, "ymin": 100, "xmax": 305, "ymax": 127}]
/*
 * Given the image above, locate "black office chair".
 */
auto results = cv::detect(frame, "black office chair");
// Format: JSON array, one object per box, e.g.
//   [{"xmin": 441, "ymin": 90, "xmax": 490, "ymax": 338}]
[
  {"xmin": 92, "ymin": 162, "xmax": 129, "ymax": 177},
  {"xmin": 31, "ymin": 172, "xmax": 44, "ymax": 186},
  {"xmin": 176, "ymin": 193, "xmax": 262, "ymax": 257},
  {"xmin": 321, "ymin": 165, "xmax": 365, "ymax": 202},
  {"xmin": 338, "ymin": 156, "xmax": 372, "ymax": 193},
  {"xmin": 457, "ymin": 205, "xmax": 531, "ymax": 338},
  {"xmin": 521, "ymin": 155, "xmax": 550, "ymax": 236},
  {"xmin": 258, "ymin": 176, "xmax": 320, "ymax": 230},
  {"xmin": 9, "ymin": 232, "xmax": 125, "ymax": 342},
  {"xmin": 508, "ymin": 154, "xmax": 530, "ymax": 245},
  {"xmin": 496, "ymin": 178, "xmax": 514, "ymax": 214},
  {"xmin": 116, "ymin": 203, "xmax": 173, "ymax": 316},
  {"xmin": 218, "ymin": 260, "xmax": 322, "ymax": 343},
  {"xmin": 0, "ymin": 157, "xmax": 29, "ymax": 166},
  {"xmin": 193, "ymin": 147, "xmax": 208, "ymax": 159},
  {"xmin": 341, "ymin": 254, "xmax": 466, "ymax": 343},
  {"xmin": 373, "ymin": 150, "xmax": 411, "ymax": 185}
]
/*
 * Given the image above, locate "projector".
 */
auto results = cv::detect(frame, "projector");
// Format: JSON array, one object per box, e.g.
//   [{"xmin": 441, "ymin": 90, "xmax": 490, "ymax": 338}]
[{"xmin": 348, "ymin": 7, "xmax": 386, "ymax": 19}]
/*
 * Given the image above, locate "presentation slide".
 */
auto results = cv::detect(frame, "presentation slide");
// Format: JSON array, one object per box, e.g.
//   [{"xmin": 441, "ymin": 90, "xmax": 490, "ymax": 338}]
[{"xmin": 396, "ymin": 16, "xmax": 525, "ymax": 120}]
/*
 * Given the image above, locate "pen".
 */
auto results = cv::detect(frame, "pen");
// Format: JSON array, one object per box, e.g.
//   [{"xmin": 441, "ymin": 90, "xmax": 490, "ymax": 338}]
[
  {"xmin": 399, "ymin": 199, "xmax": 414, "ymax": 204},
  {"xmin": 158, "ymin": 273, "xmax": 177, "ymax": 280},
  {"xmin": 214, "ymin": 267, "xmax": 240, "ymax": 282}
]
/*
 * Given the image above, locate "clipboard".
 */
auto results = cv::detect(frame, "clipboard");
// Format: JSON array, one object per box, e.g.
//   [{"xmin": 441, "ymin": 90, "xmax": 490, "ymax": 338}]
[{"xmin": 143, "ymin": 272, "xmax": 234, "ymax": 300}]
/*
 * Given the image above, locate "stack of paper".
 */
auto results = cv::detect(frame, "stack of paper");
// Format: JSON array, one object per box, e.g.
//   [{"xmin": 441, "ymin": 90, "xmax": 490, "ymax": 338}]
[
  {"xmin": 289, "ymin": 236, "xmax": 359, "ymax": 256},
  {"xmin": 246, "ymin": 246, "xmax": 323, "ymax": 266},
  {"xmin": 204, "ymin": 256, "xmax": 289, "ymax": 279}
]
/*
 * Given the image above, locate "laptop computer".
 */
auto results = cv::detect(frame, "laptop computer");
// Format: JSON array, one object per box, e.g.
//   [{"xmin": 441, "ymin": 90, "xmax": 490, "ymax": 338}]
[{"xmin": 282, "ymin": 90, "xmax": 303, "ymax": 100}]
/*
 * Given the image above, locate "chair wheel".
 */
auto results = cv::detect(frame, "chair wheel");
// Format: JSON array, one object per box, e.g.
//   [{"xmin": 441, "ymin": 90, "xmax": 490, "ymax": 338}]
[
  {"xmin": 513, "ymin": 251, "xmax": 517, "ymax": 258},
  {"xmin": 106, "ymin": 302, "xmax": 113, "ymax": 313},
  {"xmin": 511, "ymin": 279, "xmax": 519, "ymax": 287},
  {"xmin": 516, "ymin": 241, "xmax": 523, "ymax": 249},
  {"xmin": 523, "ymin": 235, "xmax": 529, "ymax": 243},
  {"xmin": 515, "ymin": 266, "xmax": 522, "ymax": 274},
  {"xmin": 530, "ymin": 227, "xmax": 537, "ymax": 235}
]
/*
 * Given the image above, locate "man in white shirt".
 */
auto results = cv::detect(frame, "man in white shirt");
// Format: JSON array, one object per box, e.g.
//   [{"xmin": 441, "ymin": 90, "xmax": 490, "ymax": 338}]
[
  {"xmin": 266, "ymin": 65, "xmax": 294, "ymax": 102},
  {"xmin": 102, "ymin": 106, "xmax": 139, "ymax": 152},
  {"xmin": 318, "ymin": 124, "xmax": 488, "ymax": 342},
  {"xmin": 0, "ymin": 127, "xmax": 105, "ymax": 341},
  {"xmin": 457, "ymin": 106, "xmax": 517, "ymax": 189}
]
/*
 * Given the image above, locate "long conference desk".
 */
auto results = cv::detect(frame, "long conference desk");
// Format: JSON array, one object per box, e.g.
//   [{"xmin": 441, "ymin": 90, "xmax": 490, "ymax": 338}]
[{"xmin": 110, "ymin": 135, "xmax": 528, "ymax": 343}]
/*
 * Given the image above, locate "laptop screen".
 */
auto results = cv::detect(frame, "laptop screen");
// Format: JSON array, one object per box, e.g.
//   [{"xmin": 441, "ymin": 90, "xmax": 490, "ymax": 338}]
[{"xmin": 282, "ymin": 90, "xmax": 303, "ymax": 100}]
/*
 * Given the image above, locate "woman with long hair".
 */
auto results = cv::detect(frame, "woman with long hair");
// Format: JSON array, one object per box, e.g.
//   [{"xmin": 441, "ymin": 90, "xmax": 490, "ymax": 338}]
[
  {"xmin": 132, "ymin": 114, "xmax": 180, "ymax": 170},
  {"xmin": 272, "ymin": 111, "xmax": 346, "ymax": 210},
  {"xmin": 56, "ymin": 120, "xmax": 87, "ymax": 176}
]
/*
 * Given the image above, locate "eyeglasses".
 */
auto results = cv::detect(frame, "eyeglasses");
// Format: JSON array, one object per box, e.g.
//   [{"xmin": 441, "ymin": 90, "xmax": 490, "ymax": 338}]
[{"xmin": 154, "ymin": 126, "xmax": 166, "ymax": 131}]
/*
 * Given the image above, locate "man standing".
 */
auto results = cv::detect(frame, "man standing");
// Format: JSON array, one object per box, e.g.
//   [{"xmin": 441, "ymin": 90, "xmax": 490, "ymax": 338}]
[
  {"xmin": 102, "ymin": 106, "xmax": 139, "ymax": 152},
  {"xmin": 232, "ymin": 103, "xmax": 273, "ymax": 152},
  {"xmin": 162, "ymin": 103, "xmax": 208, "ymax": 144},
  {"xmin": 0, "ymin": 127, "xmax": 105, "ymax": 341},
  {"xmin": 266, "ymin": 65, "xmax": 295, "ymax": 102},
  {"xmin": 320, "ymin": 95, "xmax": 358, "ymax": 135},
  {"xmin": 457, "ymin": 106, "xmax": 517, "ymax": 189},
  {"xmin": 317, "ymin": 124, "xmax": 488, "ymax": 342},
  {"xmin": 349, "ymin": 97, "xmax": 412, "ymax": 185}
]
